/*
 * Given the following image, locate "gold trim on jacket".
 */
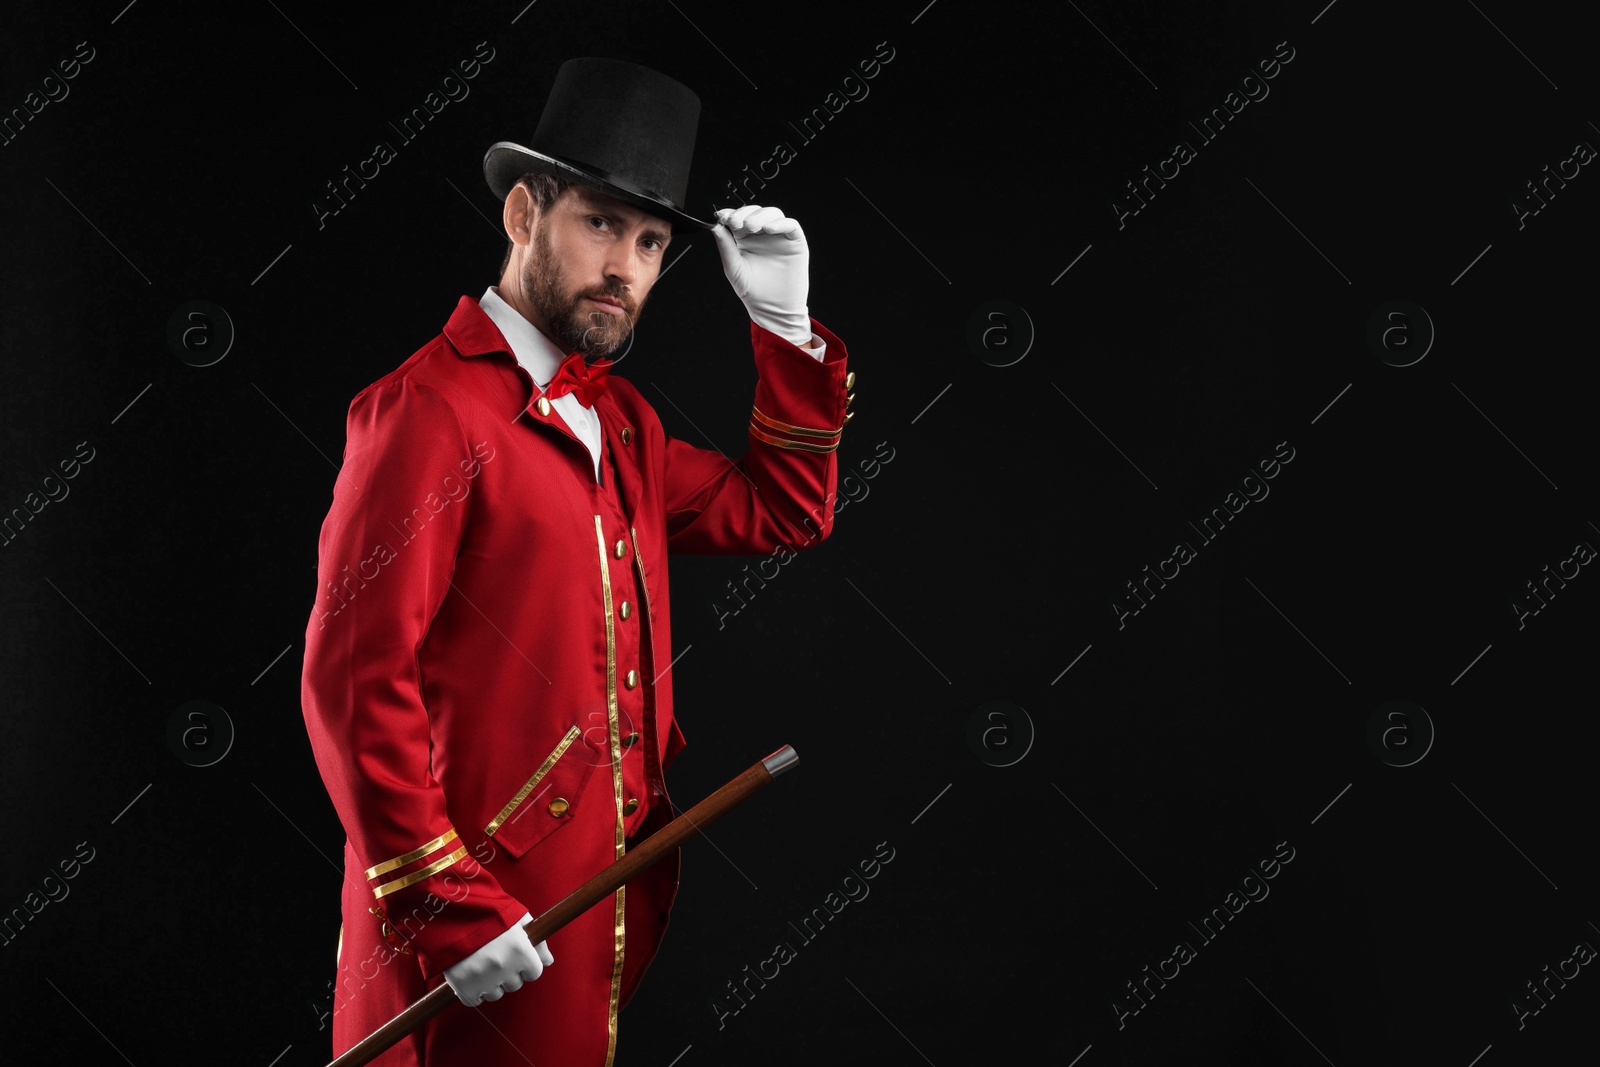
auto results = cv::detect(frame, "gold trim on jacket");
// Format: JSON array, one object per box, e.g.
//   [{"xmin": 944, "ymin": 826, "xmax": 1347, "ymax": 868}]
[
  {"xmin": 485, "ymin": 725, "xmax": 583, "ymax": 836},
  {"xmin": 594, "ymin": 515, "xmax": 628, "ymax": 1067}
]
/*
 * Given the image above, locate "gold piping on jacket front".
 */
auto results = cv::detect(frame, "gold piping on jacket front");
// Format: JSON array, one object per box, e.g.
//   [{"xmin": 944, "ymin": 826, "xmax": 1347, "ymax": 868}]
[
  {"xmin": 484, "ymin": 725, "xmax": 583, "ymax": 836},
  {"xmin": 594, "ymin": 516, "xmax": 628, "ymax": 1067},
  {"xmin": 629, "ymin": 526, "xmax": 653, "ymax": 649}
]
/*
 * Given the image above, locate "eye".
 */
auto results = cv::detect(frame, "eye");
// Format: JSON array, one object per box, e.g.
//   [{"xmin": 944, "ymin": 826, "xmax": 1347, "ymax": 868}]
[{"xmin": 588, "ymin": 216, "xmax": 609, "ymax": 230}]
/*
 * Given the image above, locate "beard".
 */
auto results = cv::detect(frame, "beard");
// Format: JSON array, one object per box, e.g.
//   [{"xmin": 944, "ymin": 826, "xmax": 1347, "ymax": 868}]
[{"xmin": 520, "ymin": 221, "xmax": 643, "ymax": 360}]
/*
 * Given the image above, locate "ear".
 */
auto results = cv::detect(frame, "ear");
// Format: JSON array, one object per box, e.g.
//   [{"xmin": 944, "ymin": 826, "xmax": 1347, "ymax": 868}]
[{"xmin": 502, "ymin": 182, "xmax": 539, "ymax": 248}]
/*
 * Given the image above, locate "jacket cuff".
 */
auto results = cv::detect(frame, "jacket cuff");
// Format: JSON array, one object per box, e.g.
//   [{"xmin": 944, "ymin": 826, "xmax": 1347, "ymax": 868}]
[
  {"xmin": 363, "ymin": 834, "xmax": 530, "ymax": 980},
  {"xmin": 749, "ymin": 317, "xmax": 852, "ymax": 451}
]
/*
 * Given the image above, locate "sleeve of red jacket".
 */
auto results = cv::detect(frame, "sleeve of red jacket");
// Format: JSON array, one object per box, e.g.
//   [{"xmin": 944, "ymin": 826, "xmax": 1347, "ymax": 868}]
[
  {"xmin": 301, "ymin": 377, "xmax": 529, "ymax": 981},
  {"xmin": 662, "ymin": 316, "xmax": 851, "ymax": 554}
]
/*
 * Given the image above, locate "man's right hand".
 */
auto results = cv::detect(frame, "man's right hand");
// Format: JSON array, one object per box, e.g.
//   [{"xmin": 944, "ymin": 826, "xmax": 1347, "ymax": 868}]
[{"xmin": 442, "ymin": 911, "xmax": 554, "ymax": 1006}]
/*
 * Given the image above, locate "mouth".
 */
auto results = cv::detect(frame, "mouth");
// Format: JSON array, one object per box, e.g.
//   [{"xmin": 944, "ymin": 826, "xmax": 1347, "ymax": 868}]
[{"xmin": 586, "ymin": 296, "xmax": 626, "ymax": 316}]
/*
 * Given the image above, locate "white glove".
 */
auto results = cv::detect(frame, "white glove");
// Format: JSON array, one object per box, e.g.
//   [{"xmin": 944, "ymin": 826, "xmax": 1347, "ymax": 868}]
[
  {"xmin": 712, "ymin": 205, "xmax": 812, "ymax": 347},
  {"xmin": 442, "ymin": 911, "xmax": 553, "ymax": 1007}
]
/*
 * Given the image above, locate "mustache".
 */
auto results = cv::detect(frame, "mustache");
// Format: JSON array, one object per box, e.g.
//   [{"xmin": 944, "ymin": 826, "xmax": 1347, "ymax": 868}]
[{"xmin": 583, "ymin": 290, "xmax": 634, "ymax": 314}]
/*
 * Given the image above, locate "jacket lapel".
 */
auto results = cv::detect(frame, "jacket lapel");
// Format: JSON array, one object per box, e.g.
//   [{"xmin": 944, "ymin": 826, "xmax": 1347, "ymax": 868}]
[
  {"xmin": 444, "ymin": 294, "xmax": 589, "ymax": 454},
  {"xmin": 521, "ymin": 387, "xmax": 587, "ymax": 452}
]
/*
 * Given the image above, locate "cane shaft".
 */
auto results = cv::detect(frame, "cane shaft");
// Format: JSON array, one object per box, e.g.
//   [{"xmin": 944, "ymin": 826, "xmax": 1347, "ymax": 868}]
[
  {"xmin": 522, "ymin": 758, "xmax": 776, "ymax": 943},
  {"xmin": 327, "ymin": 747, "xmax": 795, "ymax": 1067}
]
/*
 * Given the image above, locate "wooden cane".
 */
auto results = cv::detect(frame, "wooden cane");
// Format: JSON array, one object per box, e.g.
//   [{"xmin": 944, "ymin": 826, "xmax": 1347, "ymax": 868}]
[{"xmin": 325, "ymin": 744, "xmax": 800, "ymax": 1067}]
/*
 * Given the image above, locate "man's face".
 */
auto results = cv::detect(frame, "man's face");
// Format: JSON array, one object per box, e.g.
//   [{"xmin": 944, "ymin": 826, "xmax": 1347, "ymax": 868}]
[{"xmin": 519, "ymin": 184, "xmax": 672, "ymax": 360}]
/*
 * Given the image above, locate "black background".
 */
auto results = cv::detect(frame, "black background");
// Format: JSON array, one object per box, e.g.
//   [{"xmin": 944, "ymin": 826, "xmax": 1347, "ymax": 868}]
[{"xmin": 3, "ymin": 1, "xmax": 1596, "ymax": 1064}]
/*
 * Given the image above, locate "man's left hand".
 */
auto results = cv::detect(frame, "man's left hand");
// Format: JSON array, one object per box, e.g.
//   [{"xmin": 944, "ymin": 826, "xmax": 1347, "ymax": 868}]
[{"xmin": 712, "ymin": 205, "xmax": 812, "ymax": 348}]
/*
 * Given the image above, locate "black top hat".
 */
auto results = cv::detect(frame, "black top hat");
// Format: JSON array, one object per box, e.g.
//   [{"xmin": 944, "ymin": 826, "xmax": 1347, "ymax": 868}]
[{"xmin": 483, "ymin": 57, "xmax": 714, "ymax": 232}]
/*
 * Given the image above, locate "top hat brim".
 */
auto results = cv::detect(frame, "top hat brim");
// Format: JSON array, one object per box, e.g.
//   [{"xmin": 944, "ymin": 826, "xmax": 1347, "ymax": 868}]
[{"xmin": 484, "ymin": 142, "xmax": 716, "ymax": 233}]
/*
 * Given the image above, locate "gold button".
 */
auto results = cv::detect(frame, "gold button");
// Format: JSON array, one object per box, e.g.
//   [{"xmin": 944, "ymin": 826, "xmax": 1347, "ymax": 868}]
[
  {"xmin": 846, "ymin": 392, "xmax": 855, "ymax": 408},
  {"xmin": 548, "ymin": 798, "xmax": 570, "ymax": 817},
  {"xmin": 844, "ymin": 411, "xmax": 855, "ymax": 424},
  {"xmin": 623, "ymin": 798, "xmax": 640, "ymax": 815},
  {"xmin": 614, "ymin": 539, "xmax": 626, "ymax": 558},
  {"xmin": 844, "ymin": 371, "xmax": 855, "ymax": 391},
  {"xmin": 625, "ymin": 669, "xmax": 639, "ymax": 689},
  {"xmin": 535, "ymin": 396, "xmax": 551, "ymax": 416},
  {"xmin": 622, "ymin": 731, "xmax": 640, "ymax": 747},
  {"xmin": 619, "ymin": 600, "xmax": 631, "ymax": 620},
  {"xmin": 620, "ymin": 426, "xmax": 633, "ymax": 445}
]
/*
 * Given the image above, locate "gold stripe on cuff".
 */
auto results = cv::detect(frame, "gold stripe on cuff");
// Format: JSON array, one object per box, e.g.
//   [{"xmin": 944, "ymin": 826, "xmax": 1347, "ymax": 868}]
[
  {"xmin": 485, "ymin": 725, "xmax": 583, "ymax": 836},
  {"xmin": 748, "ymin": 423, "xmax": 840, "ymax": 453},
  {"xmin": 371, "ymin": 845, "xmax": 467, "ymax": 899},
  {"xmin": 364, "ymin": 828, "xmax": 460, "ymax": 881},
  {"xmin": 750, "ymin": 404, "xmax": 843, "ymax": 439}
]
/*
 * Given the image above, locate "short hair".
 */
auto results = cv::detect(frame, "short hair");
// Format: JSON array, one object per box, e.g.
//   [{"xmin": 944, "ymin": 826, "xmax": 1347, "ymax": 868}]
[{"xmin": 498, "ymin": 171, "xmax": 575, "ymax": 276}]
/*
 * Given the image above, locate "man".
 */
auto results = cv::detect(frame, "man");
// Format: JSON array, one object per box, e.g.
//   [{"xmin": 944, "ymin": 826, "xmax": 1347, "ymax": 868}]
[{"xmin": 300, "ymin": 57, "xmax": 852, "ymax": 1066}]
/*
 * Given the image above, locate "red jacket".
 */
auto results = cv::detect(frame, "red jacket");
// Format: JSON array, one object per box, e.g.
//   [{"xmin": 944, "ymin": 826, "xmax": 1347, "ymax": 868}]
[{"xmin": 302, "ymin": 295, "xmax": 849, "ymax": 1065}]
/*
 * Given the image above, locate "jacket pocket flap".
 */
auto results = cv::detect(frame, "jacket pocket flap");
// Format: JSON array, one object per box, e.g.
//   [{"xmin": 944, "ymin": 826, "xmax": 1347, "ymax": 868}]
[{"xmin": 484, "ymin": 725, "xmax": 602, "ymax": 859}]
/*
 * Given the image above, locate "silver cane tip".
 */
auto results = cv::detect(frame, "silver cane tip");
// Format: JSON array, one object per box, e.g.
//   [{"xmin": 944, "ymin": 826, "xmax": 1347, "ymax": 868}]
[{"xmin": 761, "ymin": 745, "xmax": 799, "ymax": 777}]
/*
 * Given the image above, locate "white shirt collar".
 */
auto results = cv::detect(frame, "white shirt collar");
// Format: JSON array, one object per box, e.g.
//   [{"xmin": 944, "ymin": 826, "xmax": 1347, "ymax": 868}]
[{"xmin": 478, "ymin": 285, "xmax": 570, "ymax": 389}]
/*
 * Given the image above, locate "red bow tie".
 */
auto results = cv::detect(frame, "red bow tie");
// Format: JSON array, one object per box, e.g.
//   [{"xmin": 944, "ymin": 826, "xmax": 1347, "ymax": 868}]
[{"xmin": 544, "ymin": 351, "xmax": 612, "ymax": 408}]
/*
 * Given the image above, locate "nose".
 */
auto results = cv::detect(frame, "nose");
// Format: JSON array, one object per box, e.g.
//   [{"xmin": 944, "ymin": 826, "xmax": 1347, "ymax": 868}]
[{"xmin": 603, "ymin": 246, "xmax": 642, "ymax": 293}]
